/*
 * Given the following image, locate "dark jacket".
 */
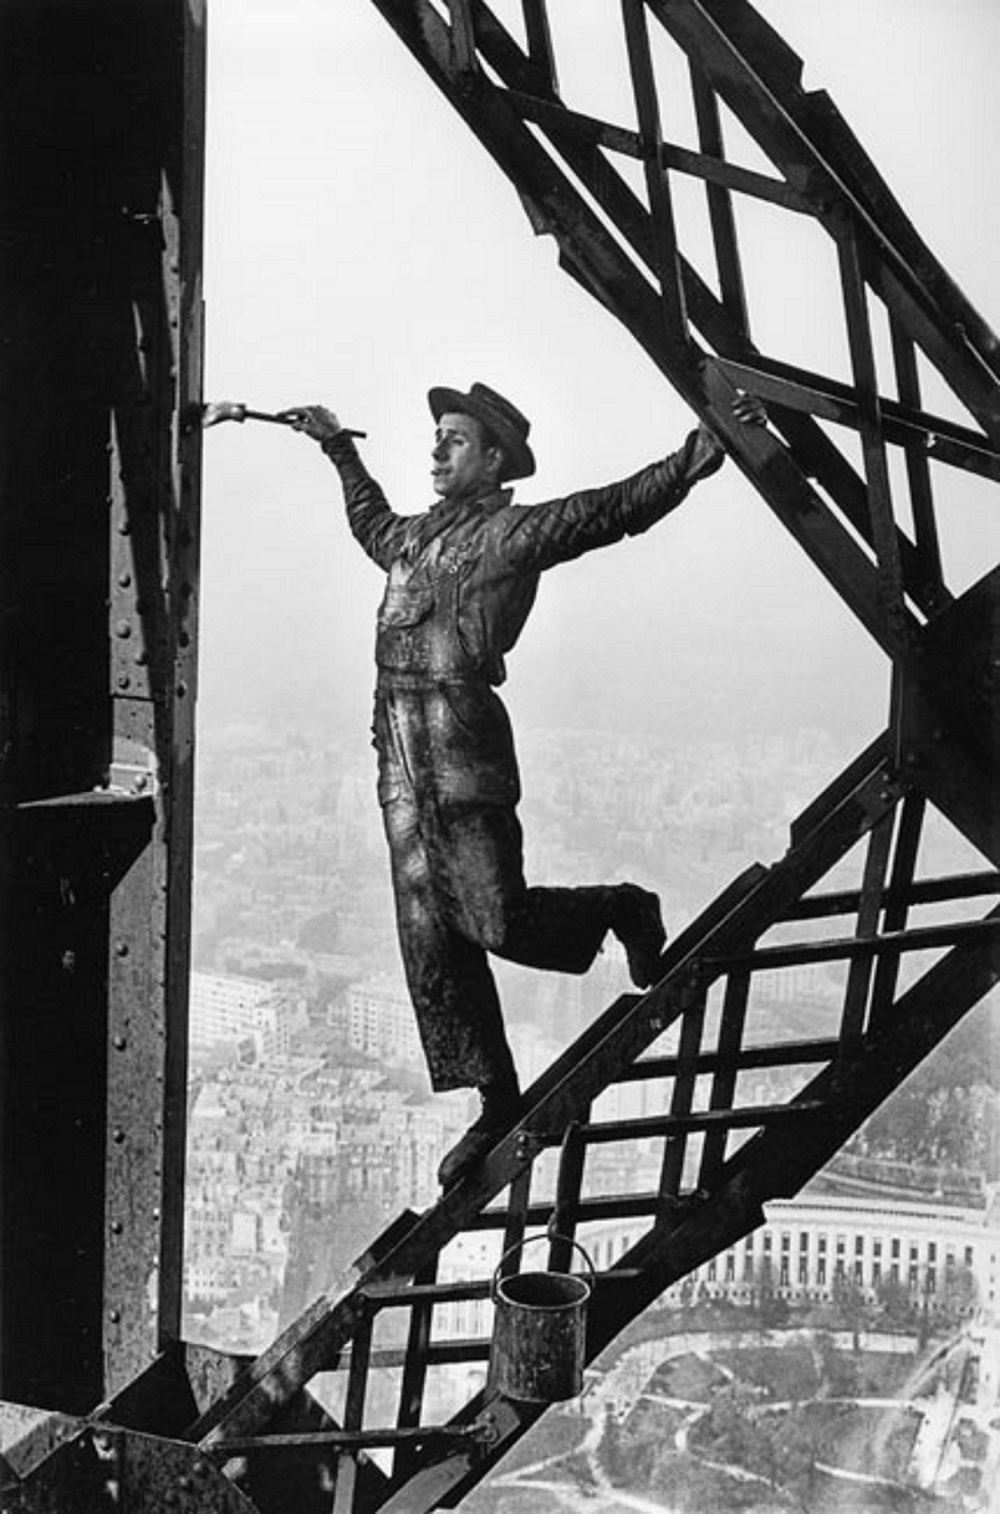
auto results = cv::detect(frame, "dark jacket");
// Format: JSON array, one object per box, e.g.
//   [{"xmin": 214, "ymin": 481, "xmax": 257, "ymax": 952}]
[{"xmin": 324, "ymin": 429, "xmax": 723, "ymax": 806}]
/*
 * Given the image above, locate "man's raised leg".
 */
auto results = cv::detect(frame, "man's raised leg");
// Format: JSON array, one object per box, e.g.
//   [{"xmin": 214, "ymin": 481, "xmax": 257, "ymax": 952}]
[{"xmin": 441, "ymin": 806, "xmax": 668, "ymax": 987}]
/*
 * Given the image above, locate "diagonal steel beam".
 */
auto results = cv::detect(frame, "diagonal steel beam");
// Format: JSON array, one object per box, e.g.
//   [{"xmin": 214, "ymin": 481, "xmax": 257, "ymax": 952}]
[{"xmin": 391, "ymin": 906, "xmax": 1000, "ymax": 1511}]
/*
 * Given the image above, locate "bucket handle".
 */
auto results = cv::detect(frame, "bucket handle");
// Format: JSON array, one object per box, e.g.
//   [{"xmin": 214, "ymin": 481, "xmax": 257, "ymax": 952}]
[{"xmin": 492, "ymin": 1233, "xmax": 595, "ymax": 1302}]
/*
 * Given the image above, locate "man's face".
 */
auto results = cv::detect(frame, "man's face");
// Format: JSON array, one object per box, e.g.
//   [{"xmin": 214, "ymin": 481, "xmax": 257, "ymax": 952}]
[{"xmin": 431, "ymin": 411, "xmax": 500, "ymax": 500}]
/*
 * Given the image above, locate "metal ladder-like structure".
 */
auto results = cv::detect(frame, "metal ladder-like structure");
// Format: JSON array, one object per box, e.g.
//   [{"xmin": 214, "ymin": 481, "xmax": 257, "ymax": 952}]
[{"xmin": 4, "ymin": 3, "xmax": 998, "ymax": 1511}]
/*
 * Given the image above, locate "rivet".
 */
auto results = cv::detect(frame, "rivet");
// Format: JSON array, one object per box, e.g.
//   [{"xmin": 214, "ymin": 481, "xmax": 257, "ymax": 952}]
[
  {"xmin": 112, "ymin": 1127, "xmax": 126, "ymax": 1144},
  {"xmin": 110, "ymin": 1220, "xmax": 123, "ymax": 1235},
  {"xmin": 118, "ymin": 571, "xmax": 132, "ymax": 588},
  {"xmin": 117, "ymin": 674, "xmax": 131, "ymax": 690},
  {"xmin": 113, "ymin": 1035, "xmax": 127, "ymax": 1051},
  {"xmin": 133, "ymin": 773, "xmax": 148, "ymax": 793},
  {"xmin": 176, "ymin": 682, "xmax": 187, "ymax": 699},
  {"xmin": 118, "ymin": 516, "xmax": 130, "ymax": 535},
  {"xmin": 134, "ymin": 650, "xmax": 148, "ymax": 666},
  {"xmin": 116, "ymin": 620, "xmax": 131, "ymax": 639},
  {"xmin": 114, "ymin": 941, "xmax": 129, "ymax": 958},
  {"xmin": 109, "ymin": 1308, "xmax": 121, "ymax": 1323}
]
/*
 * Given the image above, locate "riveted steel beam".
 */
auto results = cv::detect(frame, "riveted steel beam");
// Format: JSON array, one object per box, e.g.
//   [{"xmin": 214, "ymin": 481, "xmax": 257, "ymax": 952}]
[
  {"xmin": 0, "ymin": 1402, "xmax": 257, "ymax": 1514},
  {"xmin": 0, "ymin": 0, "xmax": 205, "ymax": 1409}
]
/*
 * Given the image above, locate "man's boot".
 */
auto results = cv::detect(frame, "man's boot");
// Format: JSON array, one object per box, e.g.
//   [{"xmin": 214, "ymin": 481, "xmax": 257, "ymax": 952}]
[
  {"xmin": 611, "ymin": 883, "xmax": 667, "ymax": 988},
  {"xmin": 437, "ymin": 1078, "xmax": 522, "ymax": 1189}
]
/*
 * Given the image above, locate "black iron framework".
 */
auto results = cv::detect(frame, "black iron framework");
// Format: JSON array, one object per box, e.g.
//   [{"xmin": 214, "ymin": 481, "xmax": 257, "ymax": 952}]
[
  {"xmin": 0, "ymin": 0, "xmax": 205, "ymax": 1417},
  {"xmin": 2, "ymin": 2, "xmax": 998, "ymax": 1511}
]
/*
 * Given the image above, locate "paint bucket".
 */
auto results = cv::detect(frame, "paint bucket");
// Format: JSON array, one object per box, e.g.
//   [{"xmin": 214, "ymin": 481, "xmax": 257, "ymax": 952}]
[{"xmin": 489, "ymin": 1235, "xmax": 595, "ymax": 1403}]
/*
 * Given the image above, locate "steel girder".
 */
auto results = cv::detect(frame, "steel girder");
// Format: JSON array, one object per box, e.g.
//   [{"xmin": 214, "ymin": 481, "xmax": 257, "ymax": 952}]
[{"xmin": 0, "ymin": 0, "xmax": 205, "ymax": 1412}]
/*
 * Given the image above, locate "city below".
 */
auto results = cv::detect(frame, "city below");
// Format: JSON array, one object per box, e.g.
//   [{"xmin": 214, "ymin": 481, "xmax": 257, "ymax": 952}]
[{"xmin": 186, "ymin": 718, "xmax": 1000, "ymax": 1512}]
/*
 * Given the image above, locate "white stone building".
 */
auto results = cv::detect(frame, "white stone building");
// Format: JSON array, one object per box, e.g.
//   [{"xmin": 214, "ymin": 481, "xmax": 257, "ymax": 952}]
[
  {"xmin": 189, "ymin": 970, "xmax": 305, "ymax": 1059},
  {"xmin": 344, "ymin": 973, "xmax": 423, "ymax": 1070},
  {"xmin": 579, "ymin": 1186, "xmax": 1000, "ymax": 1323}
]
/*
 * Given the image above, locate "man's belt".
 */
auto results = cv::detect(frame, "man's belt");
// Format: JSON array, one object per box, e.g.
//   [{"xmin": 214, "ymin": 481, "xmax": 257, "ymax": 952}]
[{"xmin": 375, "ymin": 670, "xmax": 493, "ymax": 691}]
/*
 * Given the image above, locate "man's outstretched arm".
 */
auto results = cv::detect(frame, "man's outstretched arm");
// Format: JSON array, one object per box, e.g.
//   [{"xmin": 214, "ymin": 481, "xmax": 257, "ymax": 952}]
[
  {"xmin": 280, "ymin": 404, "xmax": 407, "ymax": 571},
  {"xmin": 494, "ymin": 392, "xmax": 767, "ymax": 575}
]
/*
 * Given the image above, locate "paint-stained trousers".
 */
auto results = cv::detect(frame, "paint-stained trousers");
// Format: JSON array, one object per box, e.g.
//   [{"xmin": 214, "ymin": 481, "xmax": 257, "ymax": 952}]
[
  {"xmin": 383, "ymin": 791, "xmax": 620, "ymax": 1092},
  {"xmin": 375, "ymin": 681, "xmax": 619, "ymax": 1093}
]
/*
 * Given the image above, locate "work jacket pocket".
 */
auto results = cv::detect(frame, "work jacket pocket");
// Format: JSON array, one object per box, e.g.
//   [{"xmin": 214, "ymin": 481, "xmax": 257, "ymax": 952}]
[{"xmin": 377, "ymin": 584, "xmax": 434, "ymax": 631}]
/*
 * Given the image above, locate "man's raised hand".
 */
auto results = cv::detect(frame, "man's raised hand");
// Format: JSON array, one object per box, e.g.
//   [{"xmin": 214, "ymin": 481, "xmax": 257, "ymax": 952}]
[
  {"xmin": 732, "ymin": 390, "xmax": 767, "ymax": 427},
  {"xmin": 278, "ymin": 404, "xmax": 343, "ymax": 442}
]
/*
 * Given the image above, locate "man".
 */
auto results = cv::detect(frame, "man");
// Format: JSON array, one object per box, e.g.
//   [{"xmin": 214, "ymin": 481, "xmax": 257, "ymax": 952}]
[{"xmin": 282, "ymin": 383, "xmax": 763, "ymax": 1186}]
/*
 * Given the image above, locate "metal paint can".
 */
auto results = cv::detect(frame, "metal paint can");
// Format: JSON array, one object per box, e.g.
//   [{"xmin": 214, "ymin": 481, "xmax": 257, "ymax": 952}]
[{"xmin": 489, "ymin": 1236, "xmax": 594, "ymax": 1403}]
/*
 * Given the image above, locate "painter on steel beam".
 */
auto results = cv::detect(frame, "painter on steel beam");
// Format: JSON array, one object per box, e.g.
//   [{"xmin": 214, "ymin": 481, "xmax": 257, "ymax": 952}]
[{"xmin": 275, "ymin": 382, "xmax": 765, "ymax": 1186}]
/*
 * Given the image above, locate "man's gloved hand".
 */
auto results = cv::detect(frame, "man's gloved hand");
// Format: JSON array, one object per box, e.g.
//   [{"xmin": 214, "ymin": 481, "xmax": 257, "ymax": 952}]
[
  {"xmin": 731, "ymin": 390, "xmax": 767, "ymax": 428},
  {"xmin": 699, "ymin": 389, "xmax": 768, "ymax": 443},
  {"xmin": 691, "ymin": 388, "xmax": 768, "ymax": 475},
  {"xmin": 277, "ymin": 404, "xmax": 343, "ymax": 442}
]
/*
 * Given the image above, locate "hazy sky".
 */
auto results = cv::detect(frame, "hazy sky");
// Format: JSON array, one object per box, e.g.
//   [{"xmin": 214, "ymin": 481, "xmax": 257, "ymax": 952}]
[{"xmin": 198, "ymin": 0, "xmax": 999, "ymax": 763}]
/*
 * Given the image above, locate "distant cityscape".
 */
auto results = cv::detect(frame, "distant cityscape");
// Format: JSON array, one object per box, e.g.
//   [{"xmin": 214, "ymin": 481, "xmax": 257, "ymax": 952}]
[
  {"xmin": 184, "ymin": 716, "xmax": 1000, "ymax": 1509},
  {"xmin": 185, "ymin": 718, "xmax": 860, "ymax": 1342}
]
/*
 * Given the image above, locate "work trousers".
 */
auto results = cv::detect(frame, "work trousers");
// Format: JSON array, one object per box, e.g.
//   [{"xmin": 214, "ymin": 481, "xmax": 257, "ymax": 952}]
[{"xmin": 382, "ymin": 791, "xmax": 619, "ymax": 1093}]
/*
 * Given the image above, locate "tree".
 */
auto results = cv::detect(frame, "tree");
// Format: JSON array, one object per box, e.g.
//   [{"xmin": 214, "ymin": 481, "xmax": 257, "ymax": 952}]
[
  {"xmin": 759, "ymin": 1290, "xmax": 790, "ymax": 1329},
  {"xmin": 774, "ymin": 1416, "xmax": 826, "ymax": 1514},
  {"xmin": 938, "ymin": 1263, "xmax": 978, "ymax": 1327},
  {"xmin": 815, "ymin": 1331, "xmax": 861, "ymax": 1398},
  {"xmin": 875, "ymin": 1274, "xmax": 917, "ymax": 1332},
  {"xmin": 695, "ymin": 1384, "xmax": 766, "ymax": 1474},
  {"xmin": 830, "ymin": 1274, "xmax": 872, "ymax": 1347},
  {"xmin": 597, "ymin": 1403, "xmax": 626, "ymax": 1483}
]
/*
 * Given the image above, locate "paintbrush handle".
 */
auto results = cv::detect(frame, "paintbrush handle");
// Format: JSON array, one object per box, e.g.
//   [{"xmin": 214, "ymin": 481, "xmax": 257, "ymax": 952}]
[{"xmin": 244, "ymin": 409, "xmax": 366, "ymax": 438}]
